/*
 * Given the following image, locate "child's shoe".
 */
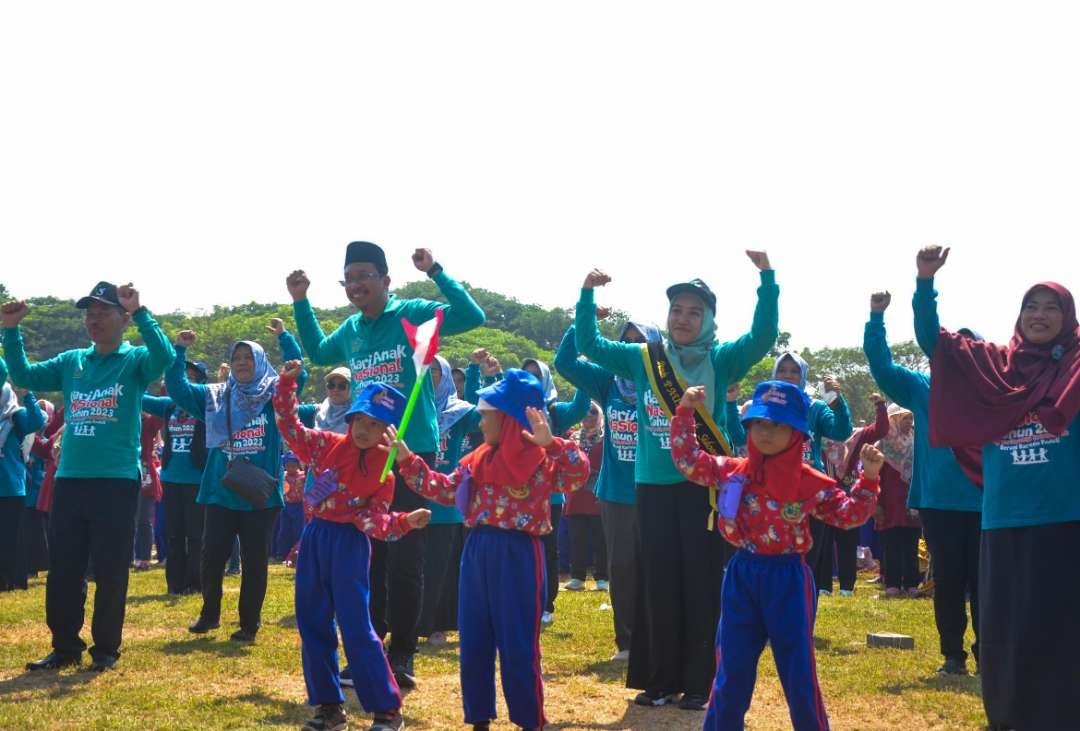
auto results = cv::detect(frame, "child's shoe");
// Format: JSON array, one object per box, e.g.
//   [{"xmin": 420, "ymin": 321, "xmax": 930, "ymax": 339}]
[
  {"xmin": 541, "ymin": 611, "xmax": 554, "ymax": 625},
  {"xmin": 303, "ymin": 703, "xmax": 347, "ymax": 731},
  {"xmin": 564, "ymin": 578, "xmax": 586, "ymax": 591},
  {"xmin": 369, "ymin": 711, "xmax": 404, "ymax": 730},
  {"xmin": 678, "ymin": 694, "xmax": 708, "ymax": 711},
  {"xmin": 634, "ymin": 690, "xmax": 680, "ymax": 707},
  {"xmin": 838, "ymin": 589, "xmax": 854, "ymax": 597},
  {"xmin": 595, "ymin": 579, "xmax": 610, "ymax": 592}
]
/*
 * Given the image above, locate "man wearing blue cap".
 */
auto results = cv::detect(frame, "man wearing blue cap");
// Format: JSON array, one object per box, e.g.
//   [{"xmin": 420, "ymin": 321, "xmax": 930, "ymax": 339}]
[
  {"xmin": 671, "ymin": 380, "xmax": 883, "ymax": 731},
  {"xmin": 273, "ymin": 360, "xmax": 432, "ymax": 731},
  {"xmin": 2, "ymin": 282, "xmax": 175, "ymax": 672}
]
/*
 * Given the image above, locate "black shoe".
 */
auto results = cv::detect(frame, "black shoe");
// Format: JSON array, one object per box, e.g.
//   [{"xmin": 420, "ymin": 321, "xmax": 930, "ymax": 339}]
[
  {"xmin": 369, "ymin": 711, "xmax": 404, "ymax": 730},
  {"xmin": 230, "ymin": 628, "xmax": 257, "ymax": 643},
  {"xmin": 391, "ymin": 655, "xmax": 416, "ymax": 689},
  {"xmin": 678, "ymin": 693, "xmax": 708, "ymax": 710},
  {"xmin": 472, "ymin": 724, "xmax": 490, "ymax": 731},
  {"xmin": 634, "ymin": 690, "xmax": 679, "ymax": 707},
  {"xmin": 26, "ymin": 652, "xmax": 81, "ymax": 671},
  {"xmin": 938, "ymin": 656, "xmax": 968, "ymax": 675},
  {"xmin": 302, "ymin": 703, "xmax": 347, "ymax": 731},
  {"xmin": 188, "ymin": 617, "xmax": 220, "ymax": 634},
  {"xmin": 339, "ymin": 665, "xmax": 354, "ymax": 688},
  {"xmin": 89, "ymin": 655, "xmax": 118, "ymax": 672}
]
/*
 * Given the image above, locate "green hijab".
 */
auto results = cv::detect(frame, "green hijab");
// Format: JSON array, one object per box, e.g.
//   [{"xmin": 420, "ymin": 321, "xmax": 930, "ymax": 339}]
[{"xmin": 664, "ymin": 304, "xmax": 719, "ymax": 416}]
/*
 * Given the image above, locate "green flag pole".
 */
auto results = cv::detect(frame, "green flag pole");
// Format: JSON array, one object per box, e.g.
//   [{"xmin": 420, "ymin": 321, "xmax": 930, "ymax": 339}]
[{"xmin": 380, "ymin": 368, "xmax": 428, "ymax": 483}]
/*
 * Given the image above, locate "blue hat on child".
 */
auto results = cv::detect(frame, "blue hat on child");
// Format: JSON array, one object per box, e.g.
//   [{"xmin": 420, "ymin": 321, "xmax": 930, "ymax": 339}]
[
  {"xmin": 345, "ymin": 383, "xmax": 407, "ymax": 426},
  {"xmin": 475, "ymin": 369, "xmax": 545, "ymax": 431},
  {"xmin": 281, "ymin": 452, "xmax": 300, "ymax": 466},
  {"xmin": 740, "ymin": 380, "xmax": 811, "ymax": 439}
]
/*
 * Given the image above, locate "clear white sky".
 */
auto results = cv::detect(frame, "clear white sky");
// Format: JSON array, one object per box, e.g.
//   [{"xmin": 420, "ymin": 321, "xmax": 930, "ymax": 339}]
[{"xmin": 3, "ymin": 2, "xmax": 1079, "ymax": 349}]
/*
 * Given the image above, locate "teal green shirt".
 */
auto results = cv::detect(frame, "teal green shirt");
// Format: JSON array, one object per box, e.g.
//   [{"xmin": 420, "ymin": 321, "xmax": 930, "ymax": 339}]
[
  {"xmin": 864, "ymin": 311, "xmax": 982, "ymax": 513},
  {"xmin": 2, "ymin": 309, "xmax": 175, "ymax": 481},
  {"xmin": 575, "ymin": 271, "xmax": 779, "ymax": 485},
  {"xmin": 293, "ymin": 270, "xmax": 485, "ymax": 455}
]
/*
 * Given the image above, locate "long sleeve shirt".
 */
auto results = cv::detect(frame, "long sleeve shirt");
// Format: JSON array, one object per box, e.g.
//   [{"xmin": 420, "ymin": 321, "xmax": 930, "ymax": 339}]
[
  {"xmin": 2, "ymin": 308, "xmax": 175, "ymax": 480},
  {"xmin": 292, "ymin": 270, "xmax": 485, "ymax": 455},
  {"xmin": 398, "ymin": 437, "xmax": 591, "ymax": 537},
  {"xmin": 0, "ymin": 390, "xmax": 46, "ymax": 498},
  {"xmin": 670, "ymin": 406, "xmax": 878, "ymax": 555},
  {"xmin": 273, "ymin": 374, "xmax": 412, "ymax": 541},
  {"xmin": 575, "ymin": 272, "xmax": 779, "ymax": 485}
]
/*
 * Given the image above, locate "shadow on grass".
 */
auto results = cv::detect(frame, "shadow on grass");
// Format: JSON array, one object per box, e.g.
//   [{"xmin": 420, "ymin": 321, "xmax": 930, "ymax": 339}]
[
  {"xmin": 581, "ymin": 657, "xmax": 630, "ymax": 683},
  {"xmin": 159, "ymin": 637, "xmax": 253, "ymax": 658},
  {"xmin": 0, "ymin": 667, "xmax": 98, "ymax": 700},
  {"xmin": 813, "ymin": 636, "xmax": 859, "ymax": 657},
  {"xmin": 881, "ymin": 672, "xmax": 982, "ymax": 697},
  {"xmin": 276, "ymin": 614, "xmax": 297, "ymax": 629},
  {"xmin": 546, "ymin": 699, "xmax": 688, "ymax": 730},
  {"xmin": 211, "ymin": 691, "xmax": 308, "ymax": 725},
  {"xmin": 125, "ymin": 592, "xmax": 186, "ymax": 607}
]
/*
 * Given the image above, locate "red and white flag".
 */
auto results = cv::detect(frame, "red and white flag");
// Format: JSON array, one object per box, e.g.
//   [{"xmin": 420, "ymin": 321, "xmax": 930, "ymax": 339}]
[{"xmin": 400, "ymin": 310, "xmax": 443, "ymax": 375}]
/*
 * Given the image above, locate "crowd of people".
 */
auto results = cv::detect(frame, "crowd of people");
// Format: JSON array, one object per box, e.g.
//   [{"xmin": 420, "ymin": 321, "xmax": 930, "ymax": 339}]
[{"xmin": 0, "ymin": 242, "xmax": 1076, "ymax": 731}]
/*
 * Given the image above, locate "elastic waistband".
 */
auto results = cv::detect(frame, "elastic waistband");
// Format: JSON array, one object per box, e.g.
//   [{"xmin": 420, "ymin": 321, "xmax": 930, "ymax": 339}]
[
  {"xmin": 733, "ymin": 549, "xmax": 806, "ymax": 565},
  {"xmin": 468, "ymin": 524, "xmax": 538, "ymax": 543}
]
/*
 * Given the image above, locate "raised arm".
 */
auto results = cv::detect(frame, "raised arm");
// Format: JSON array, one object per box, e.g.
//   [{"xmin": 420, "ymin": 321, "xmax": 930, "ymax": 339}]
[
  {"xmin": 272, "ymin": 361, "xmax": 334, "ymax": 466},
  {"xmin": 713, "ymin": 253, "xmax": 780, "ymax": 382},
  {"xmin": 812, "ymin": 443, "xmax": 883, "ymax": 528},
  {"xmin": 1, "ymin": 301, "xmax": 65, "ymax": 392},
  {"xmin": 164, "ymin": 335, "xmax": 209, "ymax": 420},
  {"xmin": 671, "ymin": 401, "xmax": 739, "ymax": 488},
  {"xmin": 864, "ymin": 292, "xmax": 924, "ymax": 410},
  {"xmin": 574, "ymin": 271, "xmax": 640, "ymax": 380},
  {"xmin": 913, "ymin": 246, "xmax": 950, "ymax": 359},
  {"xmin": 551, "ymin": 387, "xmax": 592, "ymax": 435},
  {"xmin": 554, "ymin": 325, "xmax": 611, "ymax": 403},
  {"xmin": 14, "ymin": 390, "xmax": 46, "ymax": 436}
]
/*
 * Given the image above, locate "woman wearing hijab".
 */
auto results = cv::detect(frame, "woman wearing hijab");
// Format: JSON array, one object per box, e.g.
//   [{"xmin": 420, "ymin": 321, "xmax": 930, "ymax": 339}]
[
  {"xmin": 555, "ymin": 318, "xmax": 662, "ymax": 660},
  {"xmin": 165, "ymin": 328, "xmax": 305, "ymax": 643},
  {"xmin": 574, "ymin": 251, "xmax": 778, "ymax": 710},
  {"xmin": 872, "ymin": 404, "xmax": 921, "ymax": 596},
  {"xmin": 17, "ymin": 399, "xmax": 57, "ymax": 583},
  {"xmin": 418, "ymin": 355, "xmax": 481, "ymax": 645},
  {"xmin": 0, "ymin": 364, "xmax": 47, "ymax": 591},
  {"xmin": 521, "ymin": 356, "xmax": 592, "ymax": 625},
  {"xmin": 915, "ymin": 246, "xmax": 1080, "ymax": 728}
]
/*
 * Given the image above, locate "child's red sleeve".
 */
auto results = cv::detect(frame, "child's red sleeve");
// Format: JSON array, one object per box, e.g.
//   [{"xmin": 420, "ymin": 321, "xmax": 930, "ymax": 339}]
[
  {"xmin": 811, "ymin": 474, "xmax": 880, "ymax": 529},
  {"xmin": 670, "ymin": 406, "xmax": 737, "ymax": 488},
  {"xmin": 273, "ymin": 375, "xmax": 329, "ymax": 466},
  {"xmin": 547, "ymin": 437, "xmax": 591, "ymax": 494},
  {"xmin": 398, "ymin": 454, "xmax": 459, "ymax": 507},
  {"xmin": 353, "ymin": 479, "xmax": 414, "ymax": 540}
]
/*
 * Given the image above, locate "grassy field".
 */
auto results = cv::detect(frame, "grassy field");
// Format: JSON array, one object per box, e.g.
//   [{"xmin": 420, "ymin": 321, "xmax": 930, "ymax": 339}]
[{"xmin": 0, "ymin": 566, "xmax": 986, "ymax": 730}]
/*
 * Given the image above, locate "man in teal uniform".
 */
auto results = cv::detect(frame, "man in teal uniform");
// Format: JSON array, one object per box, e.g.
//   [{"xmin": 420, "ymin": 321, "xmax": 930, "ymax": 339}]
[{"xmin": 1, "ymin": 282, "xmax": 174, "ymax": 672}]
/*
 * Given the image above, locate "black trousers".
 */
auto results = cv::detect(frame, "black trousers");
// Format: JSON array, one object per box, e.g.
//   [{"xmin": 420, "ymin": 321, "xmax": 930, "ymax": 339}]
[
  {"xmin": 163, "ymin": 482, "xmax": 204, "ymax": 594},
  {"xmin": 0, "ymin": 496, "xmax": 24, "ymax": 590},
  {"xmin": 627, "ymin": 482, "xmax": 726, "ymax": 697},
  {"xmin": 539, "ymin": 504, "xmax": 563, "ymax": 613},
  {"xmin": 881, "ymin": 527, "xmax": 922, "ymax": 590},
  {"xmin": 199, "ymin": 504, "xmax": 279, "ymax": 633},
  {"xmin": 919, "ymin": 508, "xmax": 980, "ymax": 662},
  {"xmin": 46, "ymin": 478, "xmax": 139, "ymax": 660},
  {"xmin": 418, "ymin": 522, "xmax": 463, "ymax": 636},
  {"xmin": 569, "ymin": 514, "xmax": 608, "ymax": 581},
  {"xmin": 16, "ymin": 507, "xmax": 50, "ymax": 581},
  {"xmin": 980, "ymin": 522, "xmax": 1080, "ymax": 730},
  {"xmin": 812, "ymin": 524, "xmax": 859, "ymax": 593},
  {"xmin": 370, "ymin": 452, "xmax": 433, "ymax": 661},
  {"xmin": 600, "ymin": 500, "xmax": 638, "ymax": 652}
]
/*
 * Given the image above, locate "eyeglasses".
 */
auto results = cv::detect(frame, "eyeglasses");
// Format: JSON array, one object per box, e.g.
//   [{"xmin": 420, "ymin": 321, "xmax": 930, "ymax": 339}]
[
  {"xmin": 339, "ymin": 272, "xmax": 383, "ymax": 286},
  {"xmin": 325, "ymin": 380, "xmax": 350, "ymax": 391}
]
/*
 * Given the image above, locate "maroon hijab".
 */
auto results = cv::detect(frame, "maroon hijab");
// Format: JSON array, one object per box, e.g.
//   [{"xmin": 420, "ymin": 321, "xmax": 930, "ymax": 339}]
[{"xmin": 929, "ymin": 282, "xmax": 1080, "ymax": 450}]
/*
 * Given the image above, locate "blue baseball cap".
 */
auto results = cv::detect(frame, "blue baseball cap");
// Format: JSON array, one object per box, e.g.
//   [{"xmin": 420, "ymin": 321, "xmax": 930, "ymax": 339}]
[
  {"xmin": 740, "ymin": 380, "xmax": 811, "ymax": 439},
  {"xmin": 281, "ymin": 452, "xmax": 301, "ymax": 466},
  {"xmin": 185, "ymin": 360, "xmax": 209, "ymax": 384},
  {"xmin": 345, "ymin": 383, "xmax": 406, "ymax": 427},
  {"xmin": 475, "ymin": 368, "xmax": 545, "ymax": 431}
]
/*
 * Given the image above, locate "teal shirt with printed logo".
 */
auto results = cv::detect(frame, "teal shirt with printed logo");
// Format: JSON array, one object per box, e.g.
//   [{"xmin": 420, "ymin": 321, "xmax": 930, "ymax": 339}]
[
  {"xmin": 2, "ymin": 309, "xmax": 175, "ymax": 481},
  {"xmin": 143, "ymin": 393, "xmax": 204, "ymax": 486},
  {"xmin": 293, "ymin": 270, "xmax": 485, "ymax": 454}
]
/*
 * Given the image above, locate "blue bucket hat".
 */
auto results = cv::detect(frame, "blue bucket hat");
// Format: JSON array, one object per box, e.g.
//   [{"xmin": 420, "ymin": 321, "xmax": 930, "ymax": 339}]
[
  {"xmin": 345, "ymin": 383, "xmax": 407, "ymax": 427},
  {"xmin": 281, "ymin": 452, "xmax": 301, "ymax": 466},
  {"xmin": 740, "ymin": 380, "xmax": 811, "ymax": 439},
  {"xmin": 475, "ymin": 369, "xmax": 545, "ymax": 431}
]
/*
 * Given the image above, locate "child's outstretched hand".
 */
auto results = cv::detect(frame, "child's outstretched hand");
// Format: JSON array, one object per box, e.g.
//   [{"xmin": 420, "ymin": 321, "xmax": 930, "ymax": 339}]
[
  {"xmin": 680, "ymin": 385, "xmax": 707, "ymax": 411},
  {"xmin": 279, "ymin": 359, "xmax": 304, "ymax": 381},
  {"xmin": 406, "ymin": 508, "xmax": 432, "ymax": 529},
  {"xmin": 522, "ymin": 407, "xmax": 554, "ymax": 447},
  {"xmin": 860, "ymin": 443, "xmax": 885, "ymax": 480},
  {"xmin": 379, "ymin": 425, "xmax": 414, "ymax": 464}
]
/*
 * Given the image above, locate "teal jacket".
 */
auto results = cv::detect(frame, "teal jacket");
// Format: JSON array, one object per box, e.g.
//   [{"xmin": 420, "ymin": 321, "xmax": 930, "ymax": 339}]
[{"xmin": 0, "ymin": 386, "xmax": 46, "ymax": 498}]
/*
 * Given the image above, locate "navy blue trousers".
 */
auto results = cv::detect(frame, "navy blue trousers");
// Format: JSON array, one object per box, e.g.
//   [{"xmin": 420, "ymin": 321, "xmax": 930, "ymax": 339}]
[
  {"xmin": 704, "ymin": 550, "xmax": 829, "ymax": 731},
  {"xmin": 459, "ymin": 526, "xmax": 547, "ymax": 728},
  {"xmin": 295, "ymin": 518, "xmax": 401, "ymax": 713}
]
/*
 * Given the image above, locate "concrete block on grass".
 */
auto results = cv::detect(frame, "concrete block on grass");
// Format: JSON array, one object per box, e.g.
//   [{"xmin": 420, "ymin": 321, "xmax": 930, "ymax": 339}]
[{"xmin": 867, "ymin": 632, "xmax": 915, "ymax": 650}]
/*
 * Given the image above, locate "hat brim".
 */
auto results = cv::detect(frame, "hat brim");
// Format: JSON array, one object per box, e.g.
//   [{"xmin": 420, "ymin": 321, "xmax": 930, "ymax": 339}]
[
  {"xmin": 740, "ymin": 405, "xmax": 810, "ymax": 440},
  {"xmin": 76, "ymin": 296, "xmax": 121, "ymax": 309},
  {"xmin": 665, "ymin": 283, "xmax": 715, "ymax": 313}
]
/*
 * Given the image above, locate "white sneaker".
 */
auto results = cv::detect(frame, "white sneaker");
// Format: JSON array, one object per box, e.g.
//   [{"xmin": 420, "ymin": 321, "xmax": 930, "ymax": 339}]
[
  {"xmin": 595, "ymin": 580, "xmax": 610, "ymax": 592},
  {"xmin": 838, "ymin": 589, "xmax": 854, "ymax": 597},
  {"xmin": 818, "ymin": 589, "xmax": 832, "ymax": 597},
  {"xmin": 541, "ymin": 611, "xmax": 554, "ymax": 625},
  {"xmin": 564, "ymin": 578, "xmax": 586, "ymax": 591},
  {"xmin": 610, "ymin": 649, "xmax": 629, "ymax": 662}
]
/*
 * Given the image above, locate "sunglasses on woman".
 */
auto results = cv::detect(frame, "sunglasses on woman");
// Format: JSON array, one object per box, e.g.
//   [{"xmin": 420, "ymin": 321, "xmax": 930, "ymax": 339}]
[{"xmin": 325, "ymin": 380, "xmax": 350, "ymax": 391}]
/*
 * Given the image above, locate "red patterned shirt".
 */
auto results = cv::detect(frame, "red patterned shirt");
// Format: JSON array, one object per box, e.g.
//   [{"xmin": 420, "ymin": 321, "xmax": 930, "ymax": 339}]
[
  {"xmin": 671, "ymin": 407, "xmax": 879, "ymax": 555},
  {"xmin": 398, "ymin": 437, "xmax": 590, "ymax": 537},
  {"xmin": 273, "ymin": 375, "xmax": 412, "ymax": 541}
]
